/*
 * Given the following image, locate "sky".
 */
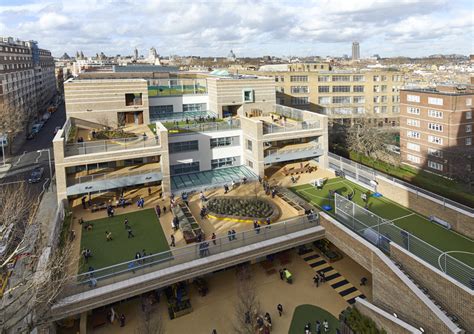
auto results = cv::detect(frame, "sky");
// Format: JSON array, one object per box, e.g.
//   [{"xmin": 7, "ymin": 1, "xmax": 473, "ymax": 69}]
[{"xmin": 0, "ymin": 0, "xmax": 473, "ymax": 58}]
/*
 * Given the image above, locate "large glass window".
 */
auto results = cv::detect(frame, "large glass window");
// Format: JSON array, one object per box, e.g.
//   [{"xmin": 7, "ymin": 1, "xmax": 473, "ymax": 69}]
[
  {"xmin": 150, "ymin": 105, "xmax": 173, "ymax": 121},
  {"xmin": 246, "ymin": 139, "xmax": 253, "ymax": 151},
  {"xmin": 332, "ymin": 85, "xmax": 351, "ymax": 93},
  {"xmin": 332, "ymin": 75, "xmax": 350, "ymax": 82},
  {"xmin": 169, "ymin": 140, "xmax": 199, "ymax": 153},
  {"xmin": 211, "ymin": 156, "xmax": 239, "ymax": 169},
  {"xmin": 318, "ymin": 96, "xmax": 331, "ymax": 104},
  {"xmin": 210, "ymin": 136, "xmax": 239, "ymax": 148},
  {"xmin": 291, "ymin": 97, "xmax": 309, "ymax": 105},
  {"xmin": 318, "ymin": 76, "xmax": 329, "ymax": 82},
  {"xmin": 332, "ymin": 96, "xmax": 351, "ymax": 104},
  {"xmin": 291, "ymin": 86, "xmax": 309, "ymax": 94},
  {"xmin": 170, "ymin": 162, "xmax": 200, "ymax": 175},
  {"xmin": 290, "ymin": 75, "xmax": 308, "ymax": 82},
  {"xmin": 183, "ymin": 103, "xmax": 206, "ymax": 112},
  {"xmin": 353, "ymin": 85, "xmax": 364, "ymax": 92},
  {"xmin": 318, "ymin": 86, "xmax": 330, "ymax": 93}
]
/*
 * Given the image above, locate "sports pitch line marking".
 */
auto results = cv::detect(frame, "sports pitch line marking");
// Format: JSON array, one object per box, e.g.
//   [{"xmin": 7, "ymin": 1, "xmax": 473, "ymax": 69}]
[{"xmin": 437, "ymin": 251, "xmax": 474, "ymax": 273}]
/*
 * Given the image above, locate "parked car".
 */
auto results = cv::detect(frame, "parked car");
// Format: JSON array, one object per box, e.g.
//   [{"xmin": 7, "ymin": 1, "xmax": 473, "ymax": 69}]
[
  {"xmin": 28, "ymin": 167, "xmax": 44, "ymax": 183},
  {"xmin": 31, "ymin": 123, "xmax": 42, "ymax": 134},
  {"xmin": 54, "ymin": 126, "xmax": 61, "ymax": 134}
]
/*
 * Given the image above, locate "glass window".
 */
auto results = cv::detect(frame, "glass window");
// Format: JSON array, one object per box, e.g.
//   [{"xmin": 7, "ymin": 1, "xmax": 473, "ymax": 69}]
[
  {"xmin": 466, "ymin": 124, "xmax": 472, "ymax": 133},
  {"xmin": 183, "ymin": 103, "xmax": 206, "ymax": 112},
  {"xmin": 318, "ymin": 97, "xmax": 331, "ymax": 104},
  {"xmin": 332, "ymin": 85, "xmax": 351, "ymax": 93},
  {"xmin": 291, "ymin": 97, "xmax": 309, "ymax": 105},
  {"xmin": 291, "ymin": 86, "xmax": 309, "ymax": 93},
  {"xmin": 407, "ymin": 119, "xmax": 420, "ymax": 127},
  {"xmin": 428, "ymin": 160, "xmax": 443, "ymax": 171},
  {"xmin": 407, "ymin": 142, "xmax": 420, "ymax": 152},
  {"xmin": 428, "ymin": 135, "xmax": 443, "ymax": 145},
  {"xmin": 246, "ymin": 139, "xmax": 253, "ymax": 151},
  {"xmin": 407, "ymin": 95, "xmax": 420, "ymax": 102},
  {"xmin": 407, "ymin": 107, "xmax": 420, "ymax": 115},
  {"xmin": 318, "ymin": 86, "xmax": 330, "ymax": 93},
  {"xmin": 467, "ymin": 137, "xmax": 472, "ymax": 146},
  {"xmin": 243, "ymin": 89, "xmax": 254, "ymax": 103},
  {"xmin": 406, "ymin": 154, "xmax": 420, "ymax": 164},
  {"xmin": 466, "ymin": 111, "xmax": 472, "ymax": 120},
  {"xmin": 210, "ymin": 136, "xmax": 239, "ymax": 148},
  {"xmin": 407, "ymin": 131, "xmax": 420, "ymax": 139},
  {"xmin": 332, "ymin": 75, "xmax": 350, "ymax": 82},
  {"xmin": 211, "ymin": 156, "xmax": 239, "ymax": 169},
  {"xmin": 428, "ymin": 147, "xmax": 443, "ymax": 158},
  {"xmin": 352, "ymin": 75, "xmax": 365, "ymax": 82},
  {"xmin": 169, "ymin": 140, "xmax": 199, "ymax": 153},
  {"xmin": 428, "ymin": 123, "xmax": 443, "ymax": 132},
  {"xmin": 428, "ymin": 97, "xmax": 443, "ymax": 105},
  {"xmin": 150, "ymin": 105, "xmax": 173, "ymax": 121},
  {"xmin": 290, "ymin": 76, "xmax": 308, "ymax": 82},
  {"xmin": 170, "ymin": 162, "xmax": 200, "ymax": 175},
  {"xmin": 318, "ymin": 76, "xmax": 329, "ymax": 82},
  {"xmin": 353, "ymin": 85, "xmax": 364, "ymax": 92},
  {"xmin": 332, "ymin": 96, "xmax": 351, "ymax": 104},
  {"xmin": 353, "ymin": 96, "xmax": 365, "ymax": 103}
]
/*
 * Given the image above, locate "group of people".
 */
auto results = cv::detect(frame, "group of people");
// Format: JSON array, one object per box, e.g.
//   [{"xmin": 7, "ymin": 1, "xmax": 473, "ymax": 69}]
[
  {"xmin": 279, "ymin": 268, "xmax": 293, "ymax": 284},
  {"xmin": 137, "ymin": 197, "xmax": 145, "ymax": 208},
  {"xmin": 313, "ymin": 271, "xmax": 326, "ymax": 287},
  {"xmin": 304, "ymin": 319, "xmax": 329, "ymax": 334},
  {"xmin": 253, "ymin": 220, "xmax": 262, "ymax": 234},
  {"xmin": 227, "ymin": 229, "xmax": 237, "ymax": 241},
  {"xmin": 81, "ymin": 248, "xmax": 93, "ymax": 262},
  {"xmin": 198, "ymin": 241, "xmax": 210, "ymax": 257}
]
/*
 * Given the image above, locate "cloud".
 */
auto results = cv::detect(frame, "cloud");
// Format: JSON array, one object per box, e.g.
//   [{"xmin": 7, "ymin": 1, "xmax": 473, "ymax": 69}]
[{"xmin": 0, "ymin": 0, "xmax": 471, "ymax": 57}]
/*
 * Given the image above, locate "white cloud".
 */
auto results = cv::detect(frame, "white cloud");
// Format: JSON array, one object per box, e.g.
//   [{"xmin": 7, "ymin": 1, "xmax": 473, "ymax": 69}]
[{"xmin": 0, "ymin": 0, "xmax": 471, "ymax": 57}]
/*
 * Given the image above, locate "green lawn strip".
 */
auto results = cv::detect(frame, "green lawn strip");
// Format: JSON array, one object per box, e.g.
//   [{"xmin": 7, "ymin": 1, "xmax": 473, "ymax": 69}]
[
  {"xmin": 290, "ymin": 178, "xmax": 474, "ymax": 267},
  {"xmin": 348, "ymin": 151, "xmax": 474, "ymax": 207},
  {"xmin": 79, "ymin": 209, "xmax": 169, "ymax": 273},
  {"xmin": 288, "ymin": 304, "xmax": 339, "ymax": 334}
]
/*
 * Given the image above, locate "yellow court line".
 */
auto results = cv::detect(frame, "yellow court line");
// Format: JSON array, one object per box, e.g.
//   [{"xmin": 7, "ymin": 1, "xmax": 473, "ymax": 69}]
[{"xmin": 328, "ymin": 275, "xmax": 346, "ymax": 284}]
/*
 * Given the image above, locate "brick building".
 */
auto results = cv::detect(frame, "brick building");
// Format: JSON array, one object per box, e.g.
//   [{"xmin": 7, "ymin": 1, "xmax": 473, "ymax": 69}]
[{"xmin": 400, "ymin": 83, "xmax": 474, "ymax": 177}]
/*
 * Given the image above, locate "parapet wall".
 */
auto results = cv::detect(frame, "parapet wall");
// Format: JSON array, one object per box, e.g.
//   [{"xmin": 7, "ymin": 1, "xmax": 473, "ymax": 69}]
[
  {"xmin": 390, "ymin": 243, "xmax": 473, "ymax": 331},
  {"xmin": 354, "ymin": 297, "xmax": 422, "ymax": 334},
  {"xmin": 376, "ymin": 176, "xmax": 473, "ymax": 239},
  {"xmin": 319, "ymin": 213, "xmax": 462, "ymax": 333}
]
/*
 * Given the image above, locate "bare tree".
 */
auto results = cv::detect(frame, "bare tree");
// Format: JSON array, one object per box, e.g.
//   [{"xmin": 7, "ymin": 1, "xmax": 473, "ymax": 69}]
[
  {"xmin": 135, "ymin": 312, "xmax": 166, "ymax": 334},
  {"xmin": 0, "ymin": 99, "xmax": 35, "ymax": 155},
  {"xmin": 444, "ymin": 146, "xmax": 474, "ymax": 192},
  {"xmin": 0, "ymin": 184, "xmax": 78, "ymax": 332},
  {"xmin": 233, "ymin": 265, "xmax": 261, "ymax": 334},
  {"xmin": 346, "ymin": 115, "xmax": 399, "ymax": 167}
]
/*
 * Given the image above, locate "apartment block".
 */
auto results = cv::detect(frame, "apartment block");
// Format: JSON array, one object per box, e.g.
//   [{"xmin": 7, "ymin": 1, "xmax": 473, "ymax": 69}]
[
  {"xmin": 54, "ymin": 71, "xmax": 328, "ymax": 203},
  {"xmin": 0, "ymin": 37, "xmax": 56, "ymax": 145},
  {"xmin": 234, "ymin": 64, "xmax": 406, "ymax": 128},
  {"xmin": 400, "ymin": 84, "xmax": 474, "ymax": 176}
]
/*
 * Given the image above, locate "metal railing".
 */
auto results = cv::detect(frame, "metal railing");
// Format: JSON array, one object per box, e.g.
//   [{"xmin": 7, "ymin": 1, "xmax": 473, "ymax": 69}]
[
  {"xmin": 148, "ymin": 79, "xmax": 207, "ymax": 97},
  {"xmin": 263, "ymin": 120, "xmax": 321, "ymax": 134},
  {"xmin": 328, "ymin": 152, "xmax": 473, "ymax": 214},
  {"xmin": 65, "ymin": 135, "xmax": 160, "ymax": 156},
  {"xmin": 69, "ymin": 168, "xmax": 162, "ymax": 185},
  {"xmin": 167, "ymin": 119, "xmax": 241, "ymax": 135},
  {"xmin": 265, "ymin": 143, "xmax": 322, "ymax": 158},
  {"xmin": 61, "ymin": 215, "xmax": 320, "ymax": 297},
  {"xmin": 150, "ymin": 110, "xmax": 217, "ymax": 122},
  {"xmin": 334, "ymin": 193, "xmax": 473, "ymax": 289}
]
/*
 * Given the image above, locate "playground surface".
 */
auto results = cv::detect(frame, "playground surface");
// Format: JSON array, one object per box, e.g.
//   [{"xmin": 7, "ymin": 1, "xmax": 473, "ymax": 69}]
[
  {"xmin": 291, "ymin": 177, "xmax": 474, "ymax": 268},
  {"xmin": 288, "ymin": 304, "xmax": 339, "ymax": 334},
  {"xmin": 79, "ymin": 209, "xmax": 169, "ymax": 272}
]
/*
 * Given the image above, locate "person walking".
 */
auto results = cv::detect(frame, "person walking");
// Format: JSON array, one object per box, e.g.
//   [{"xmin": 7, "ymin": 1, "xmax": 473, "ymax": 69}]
[
  {"xmin": 256, "ymin": 223, "xmax": 261, "ymax": 234},
  {"xmin": 211, "ymin": 232, "xmax": 217, "ymax": 245},
  {"xmin": 119, "ymin": 314, "xmax": 126, "ymax": 327},
  {"xmin": 126, "ymin": 226, "xmax": 134, "ymax": 238},
  {"xmin": 105, "ymin": 231, "xmax": 113, "ymax": 241},
  {"xmin": 277, "ymin": 303, "xmax": 283, "ymax": 317},
  {"xmin": 279, "ymin": 269, "xmax": 284, "ymax": 280},
  {"xmin": 228, "ymin": 231, "xmax": 232, "ymax": 241},
  {"xmin": 156, "ymin": 205, "xmax": 161, "ymax": 217},
  {"xmin": 322, "ymin": 319, "xmax": 329, "ymax": 333},
  {"xmin": 315, "ymin": 320, "xmax": 321, "ymax": 334},
  {"xmin": 170, "ymin": 234, "xmax": 176, "ymax": 247},
  {"xmin": 231, "ymin": 229, "xmax": 237, "ymax": 240},
  {"xmin": 124, "ymin": 218, "xmax": 129, "ymax": 229},
  {"xmin": 81, "ymin": 196, "xmax": 87, "ymax": 209},
  {"xmin": 271, "ymin": 188, "xmax": 276, "ymax": 198},
  {"xmin": 313, "ymin": 274, "xmax": 320, "ymax": 287}
]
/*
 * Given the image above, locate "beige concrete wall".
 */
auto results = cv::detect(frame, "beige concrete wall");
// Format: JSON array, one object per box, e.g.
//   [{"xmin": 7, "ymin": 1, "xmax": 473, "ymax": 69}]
[
  {"xmin": 390, "ymin": 243, "xmax": 473, "ymax": 331},
  {"xmin": 240, "ymin": 116, "xmax": 264, "ymax": 176},
  {"xmin": 355, "ymin": 298, "xmax": 422, "ymax": 334},
  {"xmin": 64, "ymin": 79, "xmax": 149, "ymax": 126},
  {"xmin": 319, "ymin": 213, "xmax": 461, "ymax": 333},
  {"xmin": 376, "ymin": 176, "xmax": 474, "ymax": 238}
]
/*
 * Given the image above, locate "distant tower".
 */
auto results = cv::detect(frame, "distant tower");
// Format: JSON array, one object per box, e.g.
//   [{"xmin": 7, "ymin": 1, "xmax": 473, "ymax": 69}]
[
  {"xmin": 227, "ymin": 50, "xmax": 236, "ymax": 62},
  {"xmin": 134, "ymin": 47, "xmax": 139, "ymax": 60},
  {"xmin": 148, "ymin": 47, "xmax": 161, "ymax": 65},
  {"xmin": 352, "ymin": 42, "xmax": 360, "ymax": 60}
]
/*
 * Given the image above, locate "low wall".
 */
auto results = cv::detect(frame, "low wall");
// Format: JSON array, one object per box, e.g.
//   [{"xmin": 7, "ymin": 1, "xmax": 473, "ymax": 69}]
[
  {"xmin": 390, "ymin": 243, "xmax": 473, "ymax": 331},
  {"xmin": 376, "ymin": 177, "xmax": 473, "ymax": 239},
  {"xmin": 355, "ymin": 297, "xmax": 422, "ymax": 334},
  {"xmin": 319, "ymin": 213, "xmax": 462, "ymax": 334}
]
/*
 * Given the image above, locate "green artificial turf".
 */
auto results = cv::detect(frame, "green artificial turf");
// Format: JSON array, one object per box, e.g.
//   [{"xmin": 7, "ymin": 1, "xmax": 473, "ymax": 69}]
[
  {"xmin": 291, "ymin": 178, "xmax": 474, "ymax": 267},
  {"xmin": 79, "ymin": 209, "xmax": 169, "ymax": 273},
  {"xmin": 288, "ymin": 304, "xmax": 339, "ymax": 334}
]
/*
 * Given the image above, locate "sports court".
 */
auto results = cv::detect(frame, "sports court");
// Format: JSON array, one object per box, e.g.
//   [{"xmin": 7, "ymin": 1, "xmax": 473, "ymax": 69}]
[{"xmin": 291, "ymin": 177, "xmax": 474, "ymax": 269}]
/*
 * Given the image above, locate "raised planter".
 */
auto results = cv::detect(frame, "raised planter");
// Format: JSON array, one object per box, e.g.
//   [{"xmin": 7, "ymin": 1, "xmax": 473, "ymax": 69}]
[{"xmin": 206, "ymin": 196, "xmax": 281, "ymax": 222}]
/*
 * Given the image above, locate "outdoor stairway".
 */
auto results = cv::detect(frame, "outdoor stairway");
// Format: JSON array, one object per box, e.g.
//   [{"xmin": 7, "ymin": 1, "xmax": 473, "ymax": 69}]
[
  {"xmin": 298, "ymin": 247, "xmax": 366, "ymax": 305},
  {"xmin": 393, "ymin": 261, "xmax": 464, "ymax": 330}
]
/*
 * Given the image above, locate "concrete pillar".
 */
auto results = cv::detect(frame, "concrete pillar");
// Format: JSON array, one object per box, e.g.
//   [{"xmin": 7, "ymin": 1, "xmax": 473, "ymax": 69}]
[{"xmin": 80, "ymin": 312, "xmax": 87, "ymax": 334}]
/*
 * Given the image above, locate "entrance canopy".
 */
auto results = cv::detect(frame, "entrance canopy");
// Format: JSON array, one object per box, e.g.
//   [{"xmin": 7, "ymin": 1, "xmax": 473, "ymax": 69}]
[{"xmin": 171, "ymin": 165, "xmax": 257, "ymax": 193}]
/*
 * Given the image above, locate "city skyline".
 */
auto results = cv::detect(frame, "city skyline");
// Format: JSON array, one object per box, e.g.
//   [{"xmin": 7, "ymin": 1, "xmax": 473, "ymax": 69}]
[{"xmin": 0, "ymin": 0, "xmax": 472, "ymax": 58}]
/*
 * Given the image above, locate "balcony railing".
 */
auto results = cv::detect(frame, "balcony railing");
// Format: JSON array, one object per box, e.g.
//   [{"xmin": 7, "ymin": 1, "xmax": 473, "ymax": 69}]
[
  {"xmin": 64, "ymin": 135, "xmax": 160, "ymax": 157},
  {"xmin": 148, "ymin": 79, "xmax": 207, "ymax": 97},
  {"xmin": 60, "ymin": 215, "xmax": 320, "ymax": 297},
  {"xmin": 263, "ymin": 120, "xmax": 321, "ymax": 134},
  {"xmin": 167, "ymin": 119, "xmax": 241, "ymax": 135},
  {"xmin": 264, "ymin": 144, "xmax": 323, "ymax": 164},
  {"xmin": 68, "ymin": 168, "xmax": 162, "ymax": 186}
]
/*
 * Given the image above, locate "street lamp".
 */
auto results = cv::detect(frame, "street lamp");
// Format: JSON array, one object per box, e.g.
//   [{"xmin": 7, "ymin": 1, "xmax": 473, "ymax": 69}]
[{"xmin": 37, "ymin": 149, "xmax": 53, "ymax": 190}]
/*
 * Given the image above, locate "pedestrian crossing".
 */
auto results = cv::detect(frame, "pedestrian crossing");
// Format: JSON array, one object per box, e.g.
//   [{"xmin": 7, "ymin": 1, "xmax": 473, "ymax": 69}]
[{"xmin": 299, "ymin": 248, "xmax": 366, "ymax": 305}]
